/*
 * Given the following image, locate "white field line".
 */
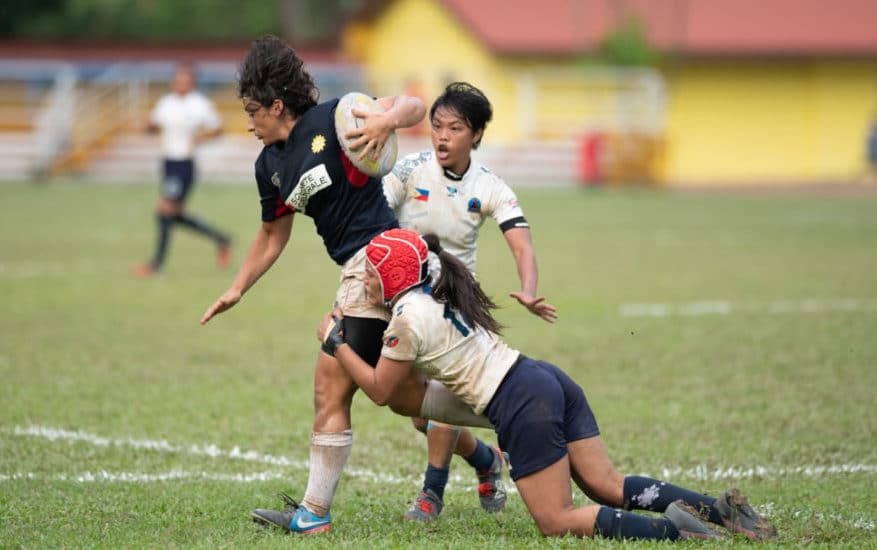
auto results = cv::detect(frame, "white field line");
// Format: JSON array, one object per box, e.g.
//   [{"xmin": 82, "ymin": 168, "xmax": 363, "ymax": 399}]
[
  {"xmin": 619, "ymin": 298, "xmax": 877, "ymax": 318},
  {"xmin": 11, "ymin": 425, "xmax": 307, "ymax": 468},
  {"xmin": 0, "ymin": 466, "xmax": 873, "ymax": 532},
  {"xmin": 5, "ymin": 426, "xmax": 877, "ymax": 530},
  {"xmin": 6, "ymin": 425, "xmax": 877, "ymax": 485},
  {"xmin": 0, "ymin": 470, "xmax": 289, "ymax": 483}
]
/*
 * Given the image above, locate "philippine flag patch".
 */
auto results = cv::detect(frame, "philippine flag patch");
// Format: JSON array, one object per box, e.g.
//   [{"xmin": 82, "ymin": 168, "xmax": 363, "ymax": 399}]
[
  {"xmin": 383, "ymin": 335, "xmax": 400, "ymax": 348},
  {"xmin": 413, "ymin": 187, "xmax": 430, "ymax": 202}
]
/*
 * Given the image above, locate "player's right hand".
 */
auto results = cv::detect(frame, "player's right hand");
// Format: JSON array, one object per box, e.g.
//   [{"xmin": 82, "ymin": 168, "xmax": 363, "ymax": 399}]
[{"xmin": 200, "ymin": 288, "xmax": 242, "ymax": 325}]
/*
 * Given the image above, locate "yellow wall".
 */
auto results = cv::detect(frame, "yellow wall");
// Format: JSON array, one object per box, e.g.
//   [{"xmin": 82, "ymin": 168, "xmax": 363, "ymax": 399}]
[
  {"xmin": 663, "ymin": 60, "xmax": 876, "ymax": 184},
  {"xmin": 358, "ymin": 0, "xmax": 494, "ymax": 96},
  {"xmin": 352, "ymin": 0, "xmax": 877, "ymax": 184},
  {"xmin": 355, "ymin": 0, "xmax": 528, "ymax": 142}
]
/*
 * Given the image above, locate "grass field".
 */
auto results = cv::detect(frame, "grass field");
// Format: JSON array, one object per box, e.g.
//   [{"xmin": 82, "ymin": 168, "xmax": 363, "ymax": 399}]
[{"xmin": 1, "ymin": 180, "xmax": 876, "ymax": 548}]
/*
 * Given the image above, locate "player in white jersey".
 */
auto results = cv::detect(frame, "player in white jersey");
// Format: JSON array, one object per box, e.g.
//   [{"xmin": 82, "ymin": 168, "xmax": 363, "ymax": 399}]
[
  {"xmin": 383, "ymin": 82, "xmax": 557, "ymax": 520},
  {"xmin": 132, "ymin": 63, "xmax": 232, "ymax": 277},
  {"xmin": 317, "ymin": 228, "xmax": 778, "ymax": 542}
]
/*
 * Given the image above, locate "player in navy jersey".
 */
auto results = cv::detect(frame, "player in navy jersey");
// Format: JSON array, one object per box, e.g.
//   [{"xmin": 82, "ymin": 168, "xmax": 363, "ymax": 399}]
[
  {"xmin": 317, "ymin": 228, "xmax": 778, "ymax": 542},
  {"xmin": 199, "ymin": 35, "xmax": 435, "ymax": 534}
]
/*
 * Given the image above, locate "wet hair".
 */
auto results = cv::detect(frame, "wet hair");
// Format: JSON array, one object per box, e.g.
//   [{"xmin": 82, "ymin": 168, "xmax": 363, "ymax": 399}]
[
  {"xmin": 237, "ymin": 34, "xmax": 319, "ymax": 118},
  {"xmin": 422, "ymin": 233, "xmax": 503, "ymax": 335},
  {"xmin": 429, "ymin": 82, "xmax": 493, "ymax": 149}
]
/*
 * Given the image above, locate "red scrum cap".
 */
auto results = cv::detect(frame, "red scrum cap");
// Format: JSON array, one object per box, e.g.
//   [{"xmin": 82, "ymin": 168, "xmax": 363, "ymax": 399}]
[{"xmin": 366, "ymin": 228, "xmax": 429, "ymax": 304}]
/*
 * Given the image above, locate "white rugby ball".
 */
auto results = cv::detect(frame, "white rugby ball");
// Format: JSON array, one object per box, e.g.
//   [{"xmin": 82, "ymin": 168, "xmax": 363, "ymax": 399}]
[{"xmin": 335, "ymin": 92, "xmax": 398, "ymax": 178}]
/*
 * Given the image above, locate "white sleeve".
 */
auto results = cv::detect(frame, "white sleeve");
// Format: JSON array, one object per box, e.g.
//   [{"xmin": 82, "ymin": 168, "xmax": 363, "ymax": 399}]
[
  {"xmin": 382, "ymin": 170, "xmax": 405, "ymax": 212},
  {"xmin": 380, "ymin": 310, "xmax": 420, "ymax": 361},
  {"xmin": 199, "ymin": 95, "xmax": 222, "ymax": 131},
  {"xmin": 484, "ymin": 177, "xmax": 525, "ymax": 226},
  {"xmin": 149, "ymin": 96, "xmax": 167, "ymax": 126}
]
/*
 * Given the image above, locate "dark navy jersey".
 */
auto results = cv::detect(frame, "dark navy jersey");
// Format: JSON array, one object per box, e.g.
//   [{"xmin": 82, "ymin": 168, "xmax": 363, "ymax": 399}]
[{"xmin": 254, "ymin": 98, "xmax": 398, "ymax": 265}]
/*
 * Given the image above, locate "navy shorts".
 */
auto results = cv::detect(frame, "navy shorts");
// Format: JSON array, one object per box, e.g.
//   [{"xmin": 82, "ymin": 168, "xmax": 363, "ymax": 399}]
[
  {"xmin": 485, "ymin": 356, "xmax": 600, "ymax": 481},
  {"xmin": 161, "ymin": 159, "xmax": 195, "ymax": 201}
]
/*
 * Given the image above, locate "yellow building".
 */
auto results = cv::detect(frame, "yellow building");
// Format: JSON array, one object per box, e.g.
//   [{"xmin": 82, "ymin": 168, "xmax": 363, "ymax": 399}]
[{"xmin": 345, "ymin": 0, "xmax": 877, "ymax": 185}]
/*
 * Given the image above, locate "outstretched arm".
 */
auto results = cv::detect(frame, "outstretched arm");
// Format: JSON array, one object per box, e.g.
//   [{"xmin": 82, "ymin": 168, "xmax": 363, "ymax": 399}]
[
  {"xmin": 504, "ymin": 227, "xmax": 558, "ymax": 323},
  {"xmin": 346, "ymin": 94, "xmax": 426, "ymax": 161},
  {"xmin": 200, "ymin": 214, "xmax": 294, "ymax": 324}
]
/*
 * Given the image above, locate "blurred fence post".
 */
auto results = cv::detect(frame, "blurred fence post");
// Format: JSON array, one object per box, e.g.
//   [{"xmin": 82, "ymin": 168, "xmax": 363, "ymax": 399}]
[{"xmin": 32, "ymin": 63, "xmax": 77, "ymax": 178}]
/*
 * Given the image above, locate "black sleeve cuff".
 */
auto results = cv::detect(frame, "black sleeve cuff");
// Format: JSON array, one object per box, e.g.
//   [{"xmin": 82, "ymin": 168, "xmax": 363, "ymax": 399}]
[{"xmin": 499, "ymin": 216, "xmax": 529, "ymax": 233}]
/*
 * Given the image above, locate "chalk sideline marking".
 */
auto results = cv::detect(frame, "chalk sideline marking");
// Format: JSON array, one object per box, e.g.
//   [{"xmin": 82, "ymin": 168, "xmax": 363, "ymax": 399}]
[
  {"xmin": 5, "ymin": 425, "xmax": 877, "ymax": 530},
  {"xmin": 619, "ymin": 298, "xmax": 877, "ymax": 318},
  {"xmin": 6, "ymin": 424, "xmax": 877, "ymax": 485}
]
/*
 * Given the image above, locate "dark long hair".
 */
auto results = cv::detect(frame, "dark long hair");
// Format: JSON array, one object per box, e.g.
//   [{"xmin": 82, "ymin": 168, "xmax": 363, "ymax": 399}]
[
  {"xmin": 422, "ymin": 233, "xmax": 503, "ymax": 335},
  {"xmin": 237, "ymin": 34, "xmax": 319, "ymax": 118}
]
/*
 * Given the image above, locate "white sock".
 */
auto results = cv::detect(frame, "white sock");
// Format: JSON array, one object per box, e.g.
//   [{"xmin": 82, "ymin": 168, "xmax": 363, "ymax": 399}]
[{"xmin": 301, "ymin": 430, "xmax": 353, "ymax": 517}]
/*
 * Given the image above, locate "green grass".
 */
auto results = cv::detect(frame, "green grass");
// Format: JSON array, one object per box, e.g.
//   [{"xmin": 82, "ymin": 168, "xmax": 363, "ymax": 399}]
[{"xmin": 1, "ymin": 180, "xmax": 876, "ymax": 548}]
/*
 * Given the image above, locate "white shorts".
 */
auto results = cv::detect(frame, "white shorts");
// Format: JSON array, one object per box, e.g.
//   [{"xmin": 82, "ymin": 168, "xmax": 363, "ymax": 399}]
[{"xmin": 333, "ymin": 245, "xmax": 391, "ymax": 321}]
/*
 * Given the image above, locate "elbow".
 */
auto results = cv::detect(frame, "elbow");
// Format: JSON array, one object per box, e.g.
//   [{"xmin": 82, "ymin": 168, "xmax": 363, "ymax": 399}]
[{"xmin": 370, "ymin": 385, "xmax": 394, "ymax": 407}]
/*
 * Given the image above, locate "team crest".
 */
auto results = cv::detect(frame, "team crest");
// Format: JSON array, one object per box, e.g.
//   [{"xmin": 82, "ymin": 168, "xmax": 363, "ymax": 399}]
[
  {"xmin": 383, "ymin": 335, "xmax": 400, "ymax": 348},
  {"xmin": 311, "ymin": 135, "xmax": 326, "ymax": 153},
  {"xmin": 271, "ymin": 172, "xmax": 281, "ymax": 188},
  {"xmin": 467, "ymin": 197, "xmax": 481, "ymax": 213}
]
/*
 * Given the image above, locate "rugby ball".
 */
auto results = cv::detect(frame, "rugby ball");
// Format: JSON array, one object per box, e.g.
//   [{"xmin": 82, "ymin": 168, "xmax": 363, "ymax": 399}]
[{"xmin": 335, "ymin": 92, "xmax": 398, "ymax": 178}]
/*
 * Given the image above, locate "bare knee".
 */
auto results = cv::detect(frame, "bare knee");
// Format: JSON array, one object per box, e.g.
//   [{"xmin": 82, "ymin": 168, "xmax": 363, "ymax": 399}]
[
  {"xmin": 568, "ymin": 437, "xmax": 625, "ymax": 506},
  {"xmin": 532, "ymin": 505, "xmax": 600, "ymax": 538},
  {"xmin": 157, "ymin": 197, "xmax": 182, "ymax": 216}
]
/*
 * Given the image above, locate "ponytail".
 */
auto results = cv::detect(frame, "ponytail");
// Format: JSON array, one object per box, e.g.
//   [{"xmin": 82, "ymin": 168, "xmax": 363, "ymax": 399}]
[{"xmin": 422, "ymin": 233, "xmax": 503, "ymax": 335}]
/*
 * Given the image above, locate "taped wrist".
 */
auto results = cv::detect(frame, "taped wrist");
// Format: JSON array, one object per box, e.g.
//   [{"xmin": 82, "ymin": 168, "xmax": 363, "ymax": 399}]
[{"xmin": 322, "ymin": 316, "xmax": 346, "ymax": 356}]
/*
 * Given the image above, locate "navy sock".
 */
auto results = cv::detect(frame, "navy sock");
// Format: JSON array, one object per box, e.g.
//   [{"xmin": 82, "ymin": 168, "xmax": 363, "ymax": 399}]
[
  {"xmin": 175, "ymin": 214, "xmax": 229, "ymax": 244},
  {"xmin": 623, "ymin": 476, "xmax": 721, "ymax": 524},
  {"xmin": 594, "ymin": 506, "xmax": 679, "ymax": 540},
  {"xmin": 422, "ymin": 464, "xmax": 449, "ymax": 501},
  {"xmin": 463, "ymin": 440, "xmax": 494, "ymax": 473},
  {"xmin": 151, "ymin": 214, "xmax": 173, "ymax": 269}
]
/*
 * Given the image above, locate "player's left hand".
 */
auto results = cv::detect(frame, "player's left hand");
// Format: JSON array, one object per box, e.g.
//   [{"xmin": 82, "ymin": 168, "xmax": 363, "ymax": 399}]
[
  {"xmin": 345, "ymin": 108, "xmax": 394, "ymax": 162},
  {"xmin": 509, "ymin": 292, "xmax": 558, "ymax": 323},
  {"xmin": 200, "ymin": 288, "xmax": 242, "ymax": 325},
  {"xmin": 317, "ymin": 308, "xmax": 345, "ymax": 342}
]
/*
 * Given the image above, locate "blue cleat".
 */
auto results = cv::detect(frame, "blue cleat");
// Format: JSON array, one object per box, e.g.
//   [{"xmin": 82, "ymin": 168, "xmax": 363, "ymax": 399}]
[
  {"xmin": 251, "ymin": 492, "xmax": 331, "ymax": 534},
  {"xmin": 289, "ymin": 503, "xmax": 332, "ymax": 534}
]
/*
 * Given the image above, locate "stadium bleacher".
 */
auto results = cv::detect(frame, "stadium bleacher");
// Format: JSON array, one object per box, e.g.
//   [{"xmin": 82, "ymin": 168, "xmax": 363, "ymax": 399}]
[{"xmin": 0, "ymin": 58, "xmax": 580, "ymax": 184}]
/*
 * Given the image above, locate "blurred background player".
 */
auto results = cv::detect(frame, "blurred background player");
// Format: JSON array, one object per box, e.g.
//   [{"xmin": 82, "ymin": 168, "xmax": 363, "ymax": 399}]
[
  {"xmin": 383, "ymin": 82, "xmax": 557, "ymax": 521},
  {"xmin": 318, "ymin": 228, "xmax": 778, "ymax": 542},
  {"xmin": 132, "ymin": 62, "xmax": 232, "ymax": 277}
]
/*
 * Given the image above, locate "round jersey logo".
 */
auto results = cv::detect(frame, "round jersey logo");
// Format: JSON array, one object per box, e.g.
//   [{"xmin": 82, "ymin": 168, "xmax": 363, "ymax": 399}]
[
  {"xmin": 383, "ymin": 335, "xmax": 399, "ymax": 348},
  {"xmin": 467, "ymin": 197, "xmax": 481, "ymax": 213}
]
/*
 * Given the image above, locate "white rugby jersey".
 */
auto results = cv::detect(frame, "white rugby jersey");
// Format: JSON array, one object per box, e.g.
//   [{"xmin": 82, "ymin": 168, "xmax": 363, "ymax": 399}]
[
  {"xmin": 150, "ymin": 91, "xmax": 222, "ymax": 160},
  {"xmin": 383, "ymin": 150, "xmax": 528, "ymax": 273},
  {"xmin": 380, "ymin": 287, "xmax": 520, "ymax": 414}
]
